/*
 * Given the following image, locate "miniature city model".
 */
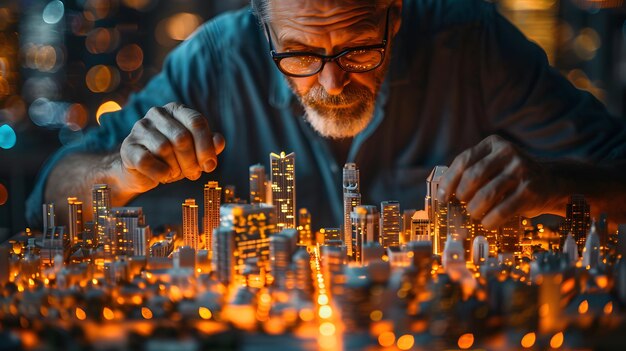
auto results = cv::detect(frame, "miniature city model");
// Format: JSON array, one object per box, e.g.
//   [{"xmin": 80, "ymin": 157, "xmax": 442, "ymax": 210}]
[{"xmin": 2, "ymin": 152, "xmax": 626, "ymax": 350}]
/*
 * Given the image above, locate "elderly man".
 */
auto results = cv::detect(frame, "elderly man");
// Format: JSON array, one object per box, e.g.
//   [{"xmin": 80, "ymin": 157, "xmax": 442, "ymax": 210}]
[{"xmin": 27, "ymin": 0, "xmax": 626, "ymax": 230}]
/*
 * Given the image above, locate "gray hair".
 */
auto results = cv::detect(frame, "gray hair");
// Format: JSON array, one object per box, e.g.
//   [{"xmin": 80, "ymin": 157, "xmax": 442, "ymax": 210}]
[{"xmin": 250, "ymin": 0, "xmax": 271, "ymax": 23}]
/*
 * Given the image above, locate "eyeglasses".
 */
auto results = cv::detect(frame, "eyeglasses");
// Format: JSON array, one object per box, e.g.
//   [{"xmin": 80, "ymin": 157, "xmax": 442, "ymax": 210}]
[{"xmin": 264, "ymin": 7, "xmax": 391, "ymax": 78}]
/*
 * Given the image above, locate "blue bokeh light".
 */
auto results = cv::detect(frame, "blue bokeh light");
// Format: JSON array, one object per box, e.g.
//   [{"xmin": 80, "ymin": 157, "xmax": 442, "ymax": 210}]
[{"xmin": 0, "ymin": 124, "xmax": 17, "ymax": 149}]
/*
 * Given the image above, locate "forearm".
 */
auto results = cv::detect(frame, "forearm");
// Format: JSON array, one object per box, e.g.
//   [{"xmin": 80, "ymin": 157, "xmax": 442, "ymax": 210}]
[{"xmin": 43, "ymin": 151, "xmax": 138, "ymax": 225}]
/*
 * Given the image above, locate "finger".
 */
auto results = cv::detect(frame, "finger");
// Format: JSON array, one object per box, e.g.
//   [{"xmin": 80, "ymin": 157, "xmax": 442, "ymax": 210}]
[
  {"xmin": 466, "ymin": 172, "xmax": 517, "ymax": 221},
  {"xmin": 455, "ymin": 149, "xmax": 511, "ymax": 202},
  {"xmin": 121, "ymin": 142, "xmax": 170, "ymax": 183},
  {"xmin": 149, "ymin": 106, "xmax": 202, "ymax": 180},
  {"xmin": 213, "ymin": 133, "xmax": 226, "ymax": 155},
  {"xmin": 134, "ymin": 118, "xmax": 182, "ymax": 180},
  {"xmin": 481, "ymin": 185, "xmax": 525, "ymax": 229},
  {"xmin": 164, "ymin": 103, "xmax": 217, "ymax": 173},
  {"xmin": 437, "ymin": 139, "xmax": 493, "ymax": 202}
]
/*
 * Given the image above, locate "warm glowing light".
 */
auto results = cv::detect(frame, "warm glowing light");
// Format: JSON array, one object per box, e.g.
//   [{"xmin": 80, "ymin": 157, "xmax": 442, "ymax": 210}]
[
  {"xmin": 396, "ymin": 334, "xmax": 415, "ymax": 350},
  {"xmin": 102, "ymin": 307, "xmax": 114, "ymax": 320},
  {"xmin": 521, "ymin": 332, "xmax": 536, "ymax": 349},
  {"xmin": 595, "ymin": 276, "xmax": 608, "ymax": 289},
  {"xmin": 198, "ymin": 307, "xmax": 212, "ymax": 320},
  {"xmin": 550, "ymin": 332, "xmax": 564, "ymax": 349},
  {"xmin": 75, "ymin": 307, "xmax": 86, "ymax": 320},
  {"xmin": 318, "ymin": 305, "xmax": 332, "ymax": 319},
  {"xmin": 299, "ymin": 308, "xmax": 315, "ymax": 322},
  {"xmin": 604, "ymin": 301, "xmax": 613, "ymax": 315},
  {"xmin": 378, "ymin": 331, "xmax": 395, "ymax": 347},
  {"xmin": 0, "ymin": 183, "xmax": 7, "ymax": 205},
  {"xmin": 458, "ymin": 333, "xmax": 474, "ymax": 349},
  {"xmin": 92, "ymin": 278, "xmax": 98, "ymax": 285},
  {"xmin": 319, "ymin": 322, "xmax": 336, "ymax": 336},
  {"xmin": 370, "ymin": 310, "xmax": 383, "ymax": 321},
  {"xmin": 65, "ymin": 104, "xmax": 88, "ymax": 130},
  {"xmin": 96, "ymin": 101, "xmax": 122, "ymax": 124},
  {"xmin": 141, "ymin": 307, "xmax": 153, "ymax": 319},
  {"xmin": 116, "ymin": 44, "xmax": 143, "ymax": 72},
  {"xmin": 578, "ymin": 300, "xmax": 589, "ymax": 314},
  {"xmin": 317, "ymin": 294, "xmax": 329, "ymax": 305},
  {"xmin": 86, "ymin": 65, "xmax": 119, "ymax": 93},
  {"xmin": 165, "ymin": 13, "xmax": 201, "ymax": 41}
]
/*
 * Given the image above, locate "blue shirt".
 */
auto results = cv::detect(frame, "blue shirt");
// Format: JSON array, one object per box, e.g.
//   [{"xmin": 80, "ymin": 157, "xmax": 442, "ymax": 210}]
[{"xmin": 26, "ymin": 0, "xmax": 626, "ymax": 229}]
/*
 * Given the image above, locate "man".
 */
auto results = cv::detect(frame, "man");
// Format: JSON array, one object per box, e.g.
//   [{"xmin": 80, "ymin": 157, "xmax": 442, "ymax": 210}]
[{"xmin": 27, "ymin": 0, "xmax": 626, "ymax": 231}]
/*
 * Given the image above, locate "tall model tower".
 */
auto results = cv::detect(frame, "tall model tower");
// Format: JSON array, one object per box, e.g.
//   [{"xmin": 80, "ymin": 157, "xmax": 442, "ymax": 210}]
[
  {"xmin": 561, "ymin": 194, "xmax": 591, "ymax": 248},
  {"xmin": 43, "ymin": 203, "xmax": 56, "ymax": 235},
  {"xmin": 182, "ymin": 198, "xmax": 199, "ymax": 250},
  {"xmin": 249, "ymin": 164, "xmax": 267, "ymax": 204},
  {"xmin": 67, "ymin": 197, "xmax": 83, "ymax": 245},
  {"xmin": 204, "ymin": 181, "xmax": 222, "ymax": 250},
  {"xmin": 92, "ymin": 184, "xmax": 111, "ymax": 247},
  {"xmin": 270, "ymin": 151, "xmax": 296, "ymax": 229},
  {"xmin": 343, "ymin": 163, "xmax": 361, "ymax": 256},
  {"xmin": 380, "ymin": 201, "xmax": 401, "ymax": 248},
  {"xmin": 425, "ymin": 166, "xmax": 448, "ymax": 255}
]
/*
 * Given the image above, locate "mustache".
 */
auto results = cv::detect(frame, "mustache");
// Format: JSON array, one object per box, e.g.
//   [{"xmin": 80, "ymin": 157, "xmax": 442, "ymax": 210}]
[{"xmin": 302, "ymin": 83, "xmax": 374, "ymax": 107}]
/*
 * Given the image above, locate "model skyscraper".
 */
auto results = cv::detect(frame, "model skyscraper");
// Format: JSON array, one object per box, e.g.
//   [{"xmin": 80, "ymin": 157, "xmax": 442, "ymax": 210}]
[
  {"xmin": 67, "ymin": 197, "xmax": 83, "ymax": 245},
  {"xmin": 270, "ymin": 151, "xmax": 296, "ymax": 229},
  {"xmin": 380, "ymin": 200, "xmax": 401, "ymax": 248},
  {"xmin": 92, "ymin": 184, "xmax": 111, "ymax": 247},
  {"xmin": 426, "ymin": 166, "xmax": 447, "ymax": 255},
  {"xmin": 249, "ymin": 164, "xmax": 267, "ymax": 204},
  {"xmin": 203, "ymin": 181, "xmax": 222, "ymax": 250},
  {"xmin": 561, "ymin": 194, "xmax": 591, "ymax": 247},
  {"xmin": 182, "ymin": 198, "xmax": 199, "ymax": 250},
  {"xmin": 343, "ymin": 163, "xmax": 361, "ymax": 256}
]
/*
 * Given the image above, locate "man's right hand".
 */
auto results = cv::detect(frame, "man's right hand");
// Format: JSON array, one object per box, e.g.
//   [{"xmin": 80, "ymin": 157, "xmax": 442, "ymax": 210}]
[{"xmin": 116, "ymin": 102, "xmax": 226, "ymax": 195}]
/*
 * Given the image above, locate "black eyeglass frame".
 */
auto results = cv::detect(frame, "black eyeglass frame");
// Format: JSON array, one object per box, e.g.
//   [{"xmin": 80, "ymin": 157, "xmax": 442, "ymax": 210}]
[{"xmin": 263, "ymin": 7, "xmax": 392, "ymax": 78}]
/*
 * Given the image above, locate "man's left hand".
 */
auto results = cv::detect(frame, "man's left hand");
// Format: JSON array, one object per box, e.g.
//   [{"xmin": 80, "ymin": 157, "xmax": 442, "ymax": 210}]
[{"xmin": 437, "ymin": 135, "xmax": 563, "ymax": 229}]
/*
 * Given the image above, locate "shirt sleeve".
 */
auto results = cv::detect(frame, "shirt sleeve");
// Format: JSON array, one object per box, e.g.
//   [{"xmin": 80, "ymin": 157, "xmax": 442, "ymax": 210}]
[
  {"xmin": 25, "ymin": 17, "xmax": 226, "ymax": 228},
  {"xmin": 479, "ymin": 4, "xmax": 626, "ymax": 162}
]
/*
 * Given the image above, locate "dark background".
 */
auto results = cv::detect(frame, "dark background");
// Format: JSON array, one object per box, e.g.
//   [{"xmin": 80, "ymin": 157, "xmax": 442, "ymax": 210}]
[{"xmin": 0, "ymin": 0, "xmax": 625, "ymax": 241}]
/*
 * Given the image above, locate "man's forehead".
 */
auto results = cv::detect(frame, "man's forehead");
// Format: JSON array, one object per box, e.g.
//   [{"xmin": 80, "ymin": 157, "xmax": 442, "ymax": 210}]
[{"xmin": 270, "ymin": 0, "xmax": 390, "ymax": 20}]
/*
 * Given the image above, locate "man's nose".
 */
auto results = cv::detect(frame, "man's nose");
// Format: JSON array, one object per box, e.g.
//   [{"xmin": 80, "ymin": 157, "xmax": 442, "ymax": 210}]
[{"xmin": 318, "ymin": 61, "xmax": 350, "ymax": 95}]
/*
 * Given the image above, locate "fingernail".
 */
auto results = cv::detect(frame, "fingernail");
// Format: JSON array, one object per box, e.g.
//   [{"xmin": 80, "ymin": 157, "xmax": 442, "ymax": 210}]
[{"xmin": 203, "ymin": 159, "xmax": 216, "ymax": 172}]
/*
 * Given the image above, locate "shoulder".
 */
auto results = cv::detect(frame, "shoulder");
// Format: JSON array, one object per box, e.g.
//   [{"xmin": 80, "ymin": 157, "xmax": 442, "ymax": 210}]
[
  {"xmin": 188, "ymin": 6, "xmax": 261, "ymax": 54},
  {"xmin": 402, "ymin": 0, "xmax": 496, "ymax": 33}
]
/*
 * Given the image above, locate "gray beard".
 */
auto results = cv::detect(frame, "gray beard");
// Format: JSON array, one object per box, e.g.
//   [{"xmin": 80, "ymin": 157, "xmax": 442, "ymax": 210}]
[{"xmin": 298, "ymin": 83, "xmax": 376, "ymax": 139}]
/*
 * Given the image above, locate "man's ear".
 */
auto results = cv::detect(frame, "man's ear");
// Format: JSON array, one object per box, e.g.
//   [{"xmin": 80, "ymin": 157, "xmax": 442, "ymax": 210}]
[{"xmin": 390, "ymin": 0, "xmax": 403, "ymax": 37}]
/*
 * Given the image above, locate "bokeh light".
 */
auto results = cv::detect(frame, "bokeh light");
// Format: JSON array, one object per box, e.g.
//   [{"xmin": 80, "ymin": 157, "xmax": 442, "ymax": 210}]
[
  {"xmin": 550, "ymin": 332, "xmax": 564, "ymax": 349},
  {"xmin": 122, "ymin": 0, "xmax": 156, "ymax": 11},
  {"xmin": 96, "ymin": 101, "xmax": 121, "ymax": 125},
  {"xmin": 156, "ymin": 12, "xmax": 202, "ymax": 45},
  {"xmin": 0, "ymin": 124, "xmax": 17, "ymax": 149},
  {"xmin": 396, "ymin": 334, "xmax": 415, "ymax": 350},
  {"xmin": 86, "ymin": 65, "xmax": 120, "ymax": 93},
  {"xmin": 65, "ymin": 103, "xmax": 88, "ymax": 131},
  {"xmin": 86, "ymin": 28, "xmax": 120, "ymax": 54},
  {"xmin": 378, "ymin": 331, "xmax": 395, "ymax": 347},
  {"xmin": 458, "ymin": 333, "xmax": 474, "ymax": 349},
  {"xmin": 116, "ymin": 44, "xmax": 143, "ymax": 72},
  {"xmin": 0, "ymin": 183, "xmax": 8, "ymax": 206},
  {"xmin": 0, "ymin": 95, "xmax": 26, "ymax": 124},
  {"xmin": 521, "ymin": 332, "xmax": 536, "ymax": 349},
  {"xmin": 83, "ymin": 0, "xmax": 114, "ymax": 21},
  {"xmin": 42, "ymin": 0, "xmax": 65, "ymax": 25}
]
